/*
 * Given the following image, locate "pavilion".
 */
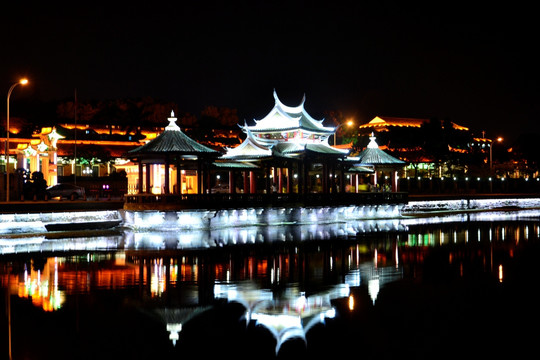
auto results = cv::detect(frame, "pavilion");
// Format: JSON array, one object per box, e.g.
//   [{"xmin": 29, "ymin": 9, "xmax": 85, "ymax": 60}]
[
  {"xmin": 126, "ymin": 111, "xmax": 219, "ymax": 195},
  {"xmin": 123, "ymin": 92, "xmax": 408, "ymax": 210},
  {"xmin": 354, "ymin": 134, "xmax": 407, "ymax": 192},
  {"xmin": 217, "ymin": 90, "xmax": 366, "ymax": 195}
]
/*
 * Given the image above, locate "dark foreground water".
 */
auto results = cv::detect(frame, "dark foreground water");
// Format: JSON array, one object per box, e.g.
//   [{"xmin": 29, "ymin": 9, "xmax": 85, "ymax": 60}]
[{"xmin": 1, "ymin": 211, "xmax": 540, "ymax": 360}]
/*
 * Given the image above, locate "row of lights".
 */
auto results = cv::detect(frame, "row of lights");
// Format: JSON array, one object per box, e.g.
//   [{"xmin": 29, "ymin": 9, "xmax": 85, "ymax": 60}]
[{"xmin": 407, "ymin": 176, "xmax": 540, "ymax": 181}]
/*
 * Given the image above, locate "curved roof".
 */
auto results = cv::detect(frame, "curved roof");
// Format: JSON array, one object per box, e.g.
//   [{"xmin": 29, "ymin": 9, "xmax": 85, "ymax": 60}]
[
  {"xmin": 243, "ymin": 90, "xmax": 335, "ymax": 134},
  {"xmin": 221, "ymin": 128, "xmax": 272, "ymax": 160},
  {"xmin": 221, "ymin": 127, "xmax": 349, "ymax": 161},
  {"xmin": 127, "ymin": 111, "xmax": 218, "ymax": 157},
  {"xmin": 356, "ymin": 135, "xmax": 406, "ymax": 166}
]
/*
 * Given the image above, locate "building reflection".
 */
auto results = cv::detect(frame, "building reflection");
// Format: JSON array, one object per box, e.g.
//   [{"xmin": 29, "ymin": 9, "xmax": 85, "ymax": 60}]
[{"xmin": 1, "ymin": 213, "xmax": 539, "ymax": 354}]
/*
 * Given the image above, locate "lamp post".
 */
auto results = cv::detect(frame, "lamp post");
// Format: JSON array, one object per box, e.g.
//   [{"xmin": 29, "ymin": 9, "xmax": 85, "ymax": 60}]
[
  {"xmin": 333, "ymin": 119, "xmax": 354, "ymax": 146},
  {"xmin": 5, "ymin": 78, "xmax": 28, "ymax": 202},
  {"xmin": 489, "ymin": 136, "xmax": 503, "ymax": 171}
]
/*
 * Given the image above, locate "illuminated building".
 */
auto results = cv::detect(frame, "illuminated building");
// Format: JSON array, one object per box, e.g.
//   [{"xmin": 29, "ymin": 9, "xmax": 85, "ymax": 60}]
[
  {"xmin": 2, "ymin": 92, "xmax": 411, "ymax": 202},
  {"xmin": 360, "ymin": 116, "xmax": 469, "ymax": 132},
  {"xmin": 354, "ymin": 133, "xmax": 406, "ymax": 192},
  {"xmin": 216, "ymin": 90, "xmax": 377, "ymax": 195},
  {"xmin": 125, "ymin": 111, "xmax": 220, "ymax": 197},
  {"xmin": 359, "ymin": 116, "xmax": 472, "ymax": 177}
]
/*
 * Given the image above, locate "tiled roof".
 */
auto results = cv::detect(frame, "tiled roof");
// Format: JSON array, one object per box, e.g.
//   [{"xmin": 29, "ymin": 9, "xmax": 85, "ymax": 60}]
[
  {"xmin": 305, "ymin": 143, "xmax": 349, "ymax": 156},
  {"xmin": 128, "ymin": 112, "xmax": 218, "ymax": 156},
  {"xmin": 213, "ymin": 161, "xmax": 259, "ymax": 169},
  {"xmin": 356, "ymin": 135, "xmax": 406, "ymax": 166},
  {"xmin": 356, "ymin": 147, "xmax": 406, "ymax": 165},
  {"xmin": 220, "ymin": 129, "xmax": 272, "ymax": 160}
]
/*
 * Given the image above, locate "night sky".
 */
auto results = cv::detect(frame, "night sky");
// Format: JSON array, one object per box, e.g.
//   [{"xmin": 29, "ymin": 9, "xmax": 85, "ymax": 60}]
[{"xmin": 1, "ymin": 1, "xmax": 538, "ymax": 143}]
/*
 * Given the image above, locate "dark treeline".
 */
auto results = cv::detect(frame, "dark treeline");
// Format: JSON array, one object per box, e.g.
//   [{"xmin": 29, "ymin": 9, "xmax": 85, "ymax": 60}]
[{"xmin": 3, "ymin": 97, "xmax": 241, "ymax": 136}]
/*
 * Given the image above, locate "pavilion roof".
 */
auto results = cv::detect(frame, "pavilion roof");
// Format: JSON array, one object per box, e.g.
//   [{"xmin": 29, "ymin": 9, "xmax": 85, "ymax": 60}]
[
  {"xmin": 127, "ymin": 111, "xmax": 218, "ymax": 157},
  {"xmin": 213, "ymin": 161, "xmax": 259, "ymax": 169},
  {"xmin": 305, "ymin": 143, "xmax": 350, "ymax": 156},
  {"xmin": 272, "ymin": 142, "xmax": 305, "ymax": 156},
  {"xmin": 221, "ymin": 126, "xmax": 349, "ymax": 161},
  {"xmin": 220, "ymin": 128, "xmax": 272, "ymax": 160},
  {"xmin": 243, "ymin": 90, "xmax": 335, "ymax": 134},
  {"xmin": 355, "ymin": 135, "xmax": 407, "ymax": 166},
  {"xmin": 347, "ymin": 165, "xmax": 375, "ymax": 173}
]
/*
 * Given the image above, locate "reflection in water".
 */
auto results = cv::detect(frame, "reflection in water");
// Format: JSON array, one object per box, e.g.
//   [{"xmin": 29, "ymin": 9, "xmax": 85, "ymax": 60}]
[
  {"xmin": 19, "ymin": 258, "xmax": 64, "ymax": 311},
  {"xmin": 1, "ymin": 210, "xmax": 540, "ymax": 358}
]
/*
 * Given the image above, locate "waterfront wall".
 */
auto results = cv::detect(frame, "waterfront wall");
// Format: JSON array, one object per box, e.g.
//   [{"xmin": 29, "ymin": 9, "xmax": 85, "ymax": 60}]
[
  {"xmin": 3, "ymin": 196, "xmax": 540, "ymax": 238},
  {"xmin": 119, "ymin": 203, "xmax": 405, "ymax": 231},
  {"xmin": 0, "ymin": 210, "xmax": 122, "ymax": 235},
  {"xmin": 400, "ymin": 176, "xmax": 540, "ymax": 195}
]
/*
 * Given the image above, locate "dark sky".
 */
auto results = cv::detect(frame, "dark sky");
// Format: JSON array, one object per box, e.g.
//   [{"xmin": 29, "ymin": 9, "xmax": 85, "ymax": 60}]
[{"xmin": 1, "ymin": 1, "xmax": 538, "ymax": 143}]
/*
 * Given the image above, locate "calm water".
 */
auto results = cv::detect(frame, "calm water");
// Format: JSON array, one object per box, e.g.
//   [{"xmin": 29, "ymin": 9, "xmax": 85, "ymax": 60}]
[{"xmin": 1, "ymin": 211, "xmax": 540, "ymax": 359}]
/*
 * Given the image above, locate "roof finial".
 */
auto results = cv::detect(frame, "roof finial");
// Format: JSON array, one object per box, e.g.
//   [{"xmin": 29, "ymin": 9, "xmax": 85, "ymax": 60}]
[
  {"xmin": 166, "ymin": 109, "xmax": 180, "ymax": 131},
  {"xmin": 368, "ymin": 132, "xmax": 379, "ymax": 149}
]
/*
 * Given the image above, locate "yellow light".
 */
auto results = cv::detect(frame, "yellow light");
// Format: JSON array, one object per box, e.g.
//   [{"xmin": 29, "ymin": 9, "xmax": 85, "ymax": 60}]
[
  {"xmin": 348, "ymin": 295, "xmax": 355, "ymax": 311},
  {"xmin": 19, "ymin": 78, "xmax": 29, "ymax": 85}
]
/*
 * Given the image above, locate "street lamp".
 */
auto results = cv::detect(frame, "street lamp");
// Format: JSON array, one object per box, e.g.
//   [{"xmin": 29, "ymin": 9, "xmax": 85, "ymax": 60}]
[
  {"xmin": 5, "ymin": 78, "xmax": 29, "ymax": 202},
  {"xmin": 489, "ymin": 136, "xmax": 503, "ymax": 171},
  {"xmin": 333, "ymin": 119, "xmax": 354, "ymax": 146}
]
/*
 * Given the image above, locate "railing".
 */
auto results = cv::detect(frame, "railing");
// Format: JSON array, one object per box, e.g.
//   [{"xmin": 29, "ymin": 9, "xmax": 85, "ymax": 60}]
[{"xmin": 124, "ymin": 192, "xmax": 409, "ymax": 210}]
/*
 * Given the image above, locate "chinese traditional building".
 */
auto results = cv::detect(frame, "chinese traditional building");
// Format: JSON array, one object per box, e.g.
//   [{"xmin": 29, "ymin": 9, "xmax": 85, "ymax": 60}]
[
  {"xmin": 218, "ymin": 90, "xmax": 358, "ymax": 194},
  {"xmin": 1, "ymin": 126, "xmax": 66, "ymax": 200},
  {"xmin": 354, "ymin": 134, "xmax": 407, "ymax": 192},
  {"xmin": 125, "ymin": 111, "xmax": 219, "ymax": 196}
]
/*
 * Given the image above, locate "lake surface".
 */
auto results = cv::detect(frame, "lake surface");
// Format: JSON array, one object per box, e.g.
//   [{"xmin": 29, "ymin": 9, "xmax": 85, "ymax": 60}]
[{"xmin": 1, "ymin": 210, "xmax": 539, "ymax": 359}]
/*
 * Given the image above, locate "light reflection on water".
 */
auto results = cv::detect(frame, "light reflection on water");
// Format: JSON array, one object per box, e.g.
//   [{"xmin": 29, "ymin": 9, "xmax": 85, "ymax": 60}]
[{"xmin": 1, "ymin": 210, "xmax": 539, "ymax": 358}]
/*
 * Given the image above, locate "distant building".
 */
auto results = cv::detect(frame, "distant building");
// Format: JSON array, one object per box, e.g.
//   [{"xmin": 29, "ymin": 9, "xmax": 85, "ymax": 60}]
[
  {"xmin": 359, "ymin": 115, "xmax": 472, "ymax": 177},
  {"xmin": 359, "ymin": 116, "xmax": 469, "ymax": 132}
]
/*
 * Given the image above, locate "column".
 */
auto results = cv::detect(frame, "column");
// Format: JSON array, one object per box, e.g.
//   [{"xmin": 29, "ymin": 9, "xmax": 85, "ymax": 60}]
[
  {"xmin": 164, "ymin": 158, "xmax": 170, "ymax": 194},
  {"xmin": 250, "ymin": 171, "xmax": 256, "ymax": 194},
  {"xmin": 176, "ymin": 162, "xmax": 182, "ymax": 195},
  {"xmin": 243, "ymin": 171, "xmax": 249, "ymax": 194},
  {"xmin": 278, "ymin": 167, "xmax": 283, "ymax": 193},
  {"xmin": 145, "ymin": 163, "xmax": 151, "ymax": 193},
  {"xmin": 138, "ymin": 161, "xmax": 143, "ymax": 194},
  {"xmin": 287, "ymin": 167, "xmax": 292, "ymax": 193},
  {"xmin": 229, "ymin": 170, "xmax": 235, "ymax": 194}
]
